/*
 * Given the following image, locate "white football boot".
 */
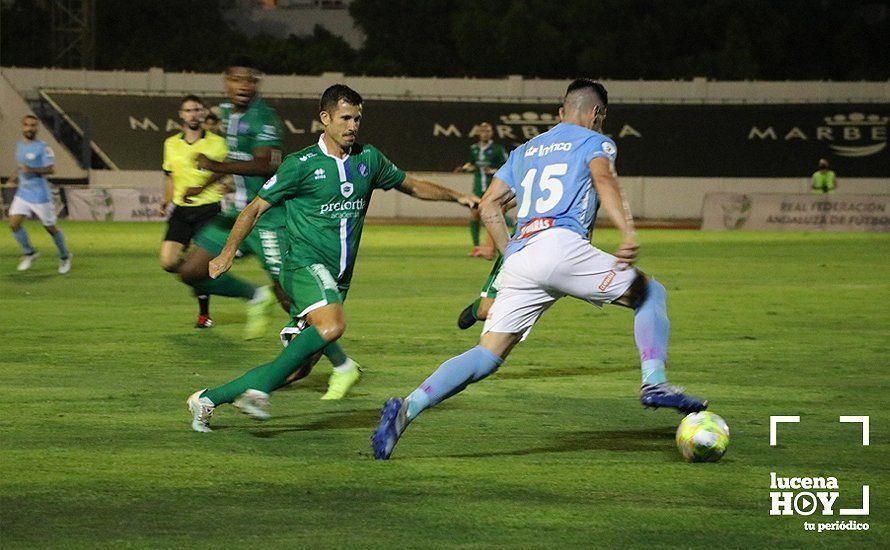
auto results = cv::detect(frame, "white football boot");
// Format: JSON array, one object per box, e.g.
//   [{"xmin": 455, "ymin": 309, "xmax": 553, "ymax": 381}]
[
  {"xmin": 17, "ymin": 251, "xmax": 39, "ymax": 271},
  {"xmin": 58, "ymin": 254, "xmax": 72, "ymax": 275},
  {"xmin": 233, "ymin": 389, "xmax": 271, "ymax": 420},
  {"xmin": 187, "ymin": 390, "xmax": 215, "ymax": 433}
]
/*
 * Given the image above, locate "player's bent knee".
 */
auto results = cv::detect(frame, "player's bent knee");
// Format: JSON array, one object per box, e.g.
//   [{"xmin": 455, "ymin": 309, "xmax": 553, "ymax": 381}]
[
  {"xmin": 479, "ymin": 331, "xmax": 521, "ymax": 361},
  {"xmin": 178, "ymin": 260, "xmax": 208, "ymax": 284},
  {"xmin": 315, "ymin": 321, "xmax": 345, "ymax": 342},
  {"xmin": 160, "ymin": 258, "xmax": 180, "ymax": 273},
  {"xmin": 307, "ymin": 304, "xmax": 347, "ymax": 342},
  {"xmin": 615, "ymin": 270, "xmax": 649, "ymax": 309}
]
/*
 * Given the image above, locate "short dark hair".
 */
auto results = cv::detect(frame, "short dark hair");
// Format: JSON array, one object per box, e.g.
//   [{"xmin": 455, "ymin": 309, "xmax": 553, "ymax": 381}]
[
  {"xmin": 564, "ymin": 78, "xmax": 608, "ymax": 108},
  {"xmin": 204, "ymin": 112, "xmax": 220, "ymax": 122},
  {"xmin": 180, "ymin": 94, "xmax": 204, "ymax": 108},
  {"xmin": 227, "ymin": 54, "xmax": 259, "ymax": 72},
  {"xmin": 22, "ymin": 114, "xmax": 38, "ymax": 122},
  {"xmin": 320, "ymin": 84, "xmax": 363, "ymax": 113}
]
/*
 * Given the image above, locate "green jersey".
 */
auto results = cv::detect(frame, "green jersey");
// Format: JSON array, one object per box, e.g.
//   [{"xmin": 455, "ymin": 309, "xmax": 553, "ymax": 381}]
[
  {"xmin": 258, "ymin": 136, "xmax": 406, "ymax": 287},
  {"xmin": 467, "ymin": 141, "xmax": 508, "ymax": 195},
  {"xmin": 219, "ymin": 96, "xmax": 285, "ymax": 226}
]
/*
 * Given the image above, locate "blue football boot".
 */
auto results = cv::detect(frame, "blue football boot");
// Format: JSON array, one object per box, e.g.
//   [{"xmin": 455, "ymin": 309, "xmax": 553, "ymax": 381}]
[
  {"xmin": 640, "ymin": 383, "xmax": 708, "ymax": 413},
  {"xmin": 372, "ymin": 398, "xmax": 409, "ymax": 460}
]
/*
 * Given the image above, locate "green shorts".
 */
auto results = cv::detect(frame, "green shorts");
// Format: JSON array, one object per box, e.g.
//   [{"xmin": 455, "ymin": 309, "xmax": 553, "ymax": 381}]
[
  {"xmin": 480, "ymin": 254, "xmax": 504, "ymax": 299},
  {"xmin": 281, "ymin": 263, "xmax": 349, "ymax": 318},
  {"xmin": 194, "ymin": 216, "xmax": 287, "ymax": 282}
]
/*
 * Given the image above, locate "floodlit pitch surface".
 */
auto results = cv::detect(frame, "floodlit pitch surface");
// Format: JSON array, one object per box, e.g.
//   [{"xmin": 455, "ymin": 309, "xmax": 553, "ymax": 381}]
[{"xmin": 1, "ymin": 223, "xmax": 887, "ymax": 548}]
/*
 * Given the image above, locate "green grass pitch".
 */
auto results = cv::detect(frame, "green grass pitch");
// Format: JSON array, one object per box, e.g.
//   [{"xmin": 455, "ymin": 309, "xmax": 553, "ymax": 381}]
[{"xmin": 1, "ymin": 222, "xmax": 888, "ymax": 548}]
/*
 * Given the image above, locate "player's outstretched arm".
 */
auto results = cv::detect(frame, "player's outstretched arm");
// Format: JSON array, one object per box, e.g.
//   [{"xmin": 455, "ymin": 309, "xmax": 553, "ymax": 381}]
[
  {"xmin": 479, "ymin": 178, "xmax": 514, "ymax": 254},
  {"xmin": 209, "ymin": 196, "xmax": 272, "ymax": 279},
  {"xmin": 196, "ymin": 146, "xmax": 281, "ymax": 177},
  {"xmin": 589, "ymin": 157, "xmax": 638, "ymax": 268},
  {"xmin": 397, "ymin": 174, "xmax": 479, "ymax": 208}
]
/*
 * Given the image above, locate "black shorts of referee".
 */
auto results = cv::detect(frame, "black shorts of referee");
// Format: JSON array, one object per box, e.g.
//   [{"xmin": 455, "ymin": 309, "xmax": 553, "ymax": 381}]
[{"xmin": 164, "ymin": 202, "xmax": 221, "ymax": 245}]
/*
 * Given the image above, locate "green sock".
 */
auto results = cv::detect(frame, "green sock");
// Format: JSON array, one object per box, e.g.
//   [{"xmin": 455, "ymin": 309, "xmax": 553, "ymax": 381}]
[
  {"xmin": 324, "ymin": 342, "xmax": 349, "ymax": 368},
  {"xmin": 470, "ymin": 220, "xmax": 480, "ymax": 246},
  {"xmin": 194, "ymin": 275, "xmax": 255, "ymax": 300},
  {"xmin": 203, "ymin": 326, "xmax": 328, "ymax": 404},
  {"xmin": 470, "ymin": 297, "xmax": 483, "ymax": 320}
]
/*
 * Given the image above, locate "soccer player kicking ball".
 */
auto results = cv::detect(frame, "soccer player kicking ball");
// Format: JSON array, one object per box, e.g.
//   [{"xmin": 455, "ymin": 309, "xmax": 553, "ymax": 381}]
[
  {"xmin": 373, "ymin": 79, "xmax": 708, "ymax": 460},
  {"xmin": 186, "ymin": 84, "xmax": 478, "ymax": 432}
]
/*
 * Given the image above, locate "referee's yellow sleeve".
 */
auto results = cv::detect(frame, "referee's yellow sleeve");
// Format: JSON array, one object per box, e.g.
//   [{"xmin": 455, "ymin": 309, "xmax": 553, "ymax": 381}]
[
  {"xmin": 162, "ymin": 137, "xmax": 173, "ymax": 172},
  {"xmin": 208, "ymin": 134, "xmax": 228, "ymax": 162}
]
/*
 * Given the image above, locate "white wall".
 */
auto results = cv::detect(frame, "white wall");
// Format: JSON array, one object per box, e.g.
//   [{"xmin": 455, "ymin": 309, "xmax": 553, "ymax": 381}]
[{"xmin": 80, "ymin": 170, "xmax": 889, "ymax": 221}]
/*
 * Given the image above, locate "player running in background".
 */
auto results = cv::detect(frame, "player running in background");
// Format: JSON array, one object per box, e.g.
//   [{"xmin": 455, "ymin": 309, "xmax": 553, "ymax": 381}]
[
  {"xmin": 373, "ymin": 79, "xmax": 708, "ymax": 459},
  {"xmin": 160, "ymin": 95, "xmax": 228, "ymax": 327},
  {"xmin": 454, "ymin": 122, "xmax": 508, "ymax": 259},
  {"xmin": 7, "ymin": 115, "xmax": 71, "ymax": 274},
  {"xmin": 186, "ymin": 84, "xmax": 478, "ymax": 432},
  {"xmin": 175, "ymin": 55, "xmax": 284, "ymax": 339}
]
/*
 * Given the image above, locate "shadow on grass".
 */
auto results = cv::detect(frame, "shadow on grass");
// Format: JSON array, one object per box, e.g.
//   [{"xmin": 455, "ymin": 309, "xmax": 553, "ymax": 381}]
[
  {"xmin": 496, "ymin": 365, "xmax": 619, "ymax": 380},
  {"xmin": 249, "ymin": 408, "xmax": 381, "ymax": 438},
  {"xmin": 3, "ymin": 272, "xmax": 58, "ymax": 282},
  {"xmin": 440, "ymin": 426, "xmax": 677, "ymax": 458}
]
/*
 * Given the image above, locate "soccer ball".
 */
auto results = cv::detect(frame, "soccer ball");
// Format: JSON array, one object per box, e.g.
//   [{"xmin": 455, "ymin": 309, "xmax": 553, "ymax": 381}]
[{"xmin": 676, "ymin": 411, "xmax": 730, "ymax": 462}]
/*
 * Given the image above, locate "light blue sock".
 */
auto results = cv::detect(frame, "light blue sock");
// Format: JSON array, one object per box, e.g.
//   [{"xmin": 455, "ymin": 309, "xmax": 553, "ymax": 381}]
[
  {"xmin": 12, "ymin": 228, "xmax": 35, "ymax": 255},
  {"xmin": 51, "ymin": 231, "xmax": 70, "ymax": 259},
  {"xmin": 634, "ymin": 279, "xmax": 669, "ymax": 386},
  {"xmin": 406, "ymin": 345, "xmax": 504, "ymax": 420}
]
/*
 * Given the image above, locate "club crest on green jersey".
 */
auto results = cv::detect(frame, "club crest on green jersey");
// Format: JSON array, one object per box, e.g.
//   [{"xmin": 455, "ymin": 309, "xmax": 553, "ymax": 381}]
[{"xmin": 340, "ymin": 182, "xmax": 354, "ymax": 198}]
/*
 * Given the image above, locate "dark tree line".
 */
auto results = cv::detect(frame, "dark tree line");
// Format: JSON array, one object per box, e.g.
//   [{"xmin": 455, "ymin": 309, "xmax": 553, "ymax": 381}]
[{"xmin": 2, "ymin": 0, "xmax": 888, "ymax": 80}]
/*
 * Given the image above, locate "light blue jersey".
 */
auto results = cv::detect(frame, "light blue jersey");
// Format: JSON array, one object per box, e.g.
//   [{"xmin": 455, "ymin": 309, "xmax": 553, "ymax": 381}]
[
  {"xmin": 15, "ymin": 139, "xmax": 55, "ymax": 203},
  {"xmin": 494, "ymin": 122, "xmax": 617, "ymax": 258}
]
